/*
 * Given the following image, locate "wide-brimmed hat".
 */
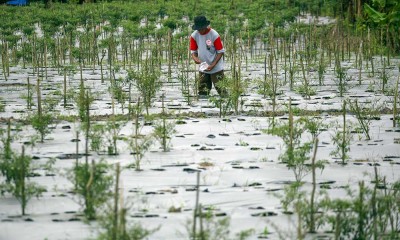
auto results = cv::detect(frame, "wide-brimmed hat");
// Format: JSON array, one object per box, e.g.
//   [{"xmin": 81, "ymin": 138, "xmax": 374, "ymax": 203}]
[{"xmin": 192, "ymin": 16, "xmax": 210, "ymax": 30}]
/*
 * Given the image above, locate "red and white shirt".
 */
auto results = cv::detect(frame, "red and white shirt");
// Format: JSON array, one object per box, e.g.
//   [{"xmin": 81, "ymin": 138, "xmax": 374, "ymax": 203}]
[{"xmin": 190, "ymin": 28, "xmax": 224, "ymax": 73}]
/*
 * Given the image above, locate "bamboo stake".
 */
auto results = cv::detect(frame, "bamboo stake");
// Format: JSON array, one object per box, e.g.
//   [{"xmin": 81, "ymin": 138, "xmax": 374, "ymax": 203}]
[
  {"xmin": 394, "ymin": 76, "xmax": 399, "ymax": 127},
  {"xmin": 192, "ymin": 171, "xmax": 200, "ymax": 239}
]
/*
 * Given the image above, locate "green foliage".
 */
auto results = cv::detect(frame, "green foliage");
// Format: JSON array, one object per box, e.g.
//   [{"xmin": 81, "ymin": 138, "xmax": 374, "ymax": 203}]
[
  {"xmin": 30, "ymin": 112, "xmax": 54, "ymax": 142},
  {"xmin": 265, "ymin": 115, "xmax": 326, "ymax": 182},
  {"xmin": 212, "ymin": 74, "xmax": 247, "ymax": 117},
  {"xmin": 76, "ymin": 84, "xmax": 94, "ymax": 125},
  {"xmin": 0, "ymin": 147, "xmax": 46, "ymax": 215},
  {"xmin": 125, "ymin": 100, "xmax": 153, "ymax": 171},
  {"xmin": 321, "ymin": 177, "xmax": 400, "ymax": 239},
  {"xmin": 0, "ymin": 122, "xmax": 14, "ymax": 183},
  {"xmin": 20, "ymin": 83, "xmax": 35, "ymax": 110},
  {"xmin": 347, "ymin": 99, "xmax": 382, "ymax": 140},
  {"xmin": 189, "ymin": 206, "xmax": 231, "ymax": 240},
  {"xmin": 330, "ymin": 126, "xmax": 352, "ymax": 163},
  {"xmin": 126, "ymin": 63, "xmax": 161, "ymax": 115},
  {"xmin": 334, "ymin": 65, "xmax": 352, "ymax": 97},
  {"xmin": 70, "ymin": 159, "xmax": 113, "ymax": 220},
  {"xmin": 103, "ymin": 120, "xmax": 125, "ymax": 156},
  {"xmin": 126, "ymin": 132, "xmax": 153, "ymax": 171},
  {"xmin": 296, "ymin": 84, "xmax": 316, "ymax": 98},
  {"xmin": 153, "ymin": 119, "xmax": 176, "ymax": 152},
  {"xmin": 89, "ymin": 123, "xmax": 106, "ymax": 153},
  {"xmin": 94, "ymin": 205, "xmax": 158, "ymax": 240},
  {"xmin": 0, "ymin": 123, "xmax": 46, "ymax": 215},
  {"xmin": 110, "ymin": 77, "xmax": 128, "ymax": 114},
  {"xmin": 29, "ymin": 84, "xmax": 61, "ymax": 143}
]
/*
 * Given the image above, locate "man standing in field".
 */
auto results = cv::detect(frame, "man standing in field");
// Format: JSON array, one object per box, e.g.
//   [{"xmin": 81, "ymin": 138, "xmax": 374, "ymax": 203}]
[{"xmin": 190, "ymin": 16, "xmax": 226, "ymax": 97}]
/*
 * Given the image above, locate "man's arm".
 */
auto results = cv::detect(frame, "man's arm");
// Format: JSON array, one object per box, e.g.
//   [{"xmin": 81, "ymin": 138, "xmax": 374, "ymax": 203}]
[
  {"xmin": 191, "ymin": 52, "xmax": 201, "ymax": 64},
  {"xmin": 207, "ymin": 52, "xmax": 223, "ymax": 71}
]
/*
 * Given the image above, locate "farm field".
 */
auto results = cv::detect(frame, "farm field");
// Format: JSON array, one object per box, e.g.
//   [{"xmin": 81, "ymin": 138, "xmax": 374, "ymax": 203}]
[{"xmin": 1, "ymin": 1, "xmax": 400, "ymax": 240}]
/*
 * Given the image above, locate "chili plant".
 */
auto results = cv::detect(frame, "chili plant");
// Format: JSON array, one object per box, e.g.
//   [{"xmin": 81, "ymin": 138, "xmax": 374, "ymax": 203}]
[
  {"xmin": 0, "ymin": 97, "xmax": 5, "ymax": 112},
  {"xmin": 95, "ymin": 164, "xmax": 158, "ymax": 240},
  {"xmin": 330, "ymin": 100, "xmax": 353, "ymax": 164},
  {"xmin": 265, "ymin": 100, "xmax": 324, "ymax": 182},
  {"xmin": 69, "ymin": 158, "xmax": 113, "ymax": 220},
  {"xmin": 125, "ymin": 99, "xmax": 153, "ymax": 171},
  {"xmin": 257, "ymin": 53, "xmax": 283, "ymax": 127},
  {"xmin": 278, "ymin": 182, "xmax": 308, "ymax": 239},
  {"xmin": 334, "ymin": 63, "xmax": 352, "ymax": 97},
  {"xmin": 322, "ymin": 172, "xmax": 400, "ymax": 239},
  {"xmin": 347, "ymin": 99, "xmax": 382, "ymax": 140},
  {"xmin": 126, "ymin": 60, "xmax": 161, "ymax": 115},
  {"xmin": 0, "ymin": 122, "xmax": 45, "ymax": 215},
  {"xmin": 153, "ymin": 95, "xmax": 176, "ymax": 152},
  {"xmin": 110, "ymin": 76, "xmax": 128, "ymax": 114},
  {"xmin": 212, "ymin": 73, "xmax": 247, "ymax": 117},
  {"xmin": 29, "ymin": 78, "xmax": 60, "ymax": 142}
]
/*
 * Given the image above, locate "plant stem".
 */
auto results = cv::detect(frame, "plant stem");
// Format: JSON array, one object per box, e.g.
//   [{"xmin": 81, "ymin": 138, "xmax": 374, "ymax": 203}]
[{"xmin": 309, "ymin": 137, "xmax": 319, "ymax": 233}]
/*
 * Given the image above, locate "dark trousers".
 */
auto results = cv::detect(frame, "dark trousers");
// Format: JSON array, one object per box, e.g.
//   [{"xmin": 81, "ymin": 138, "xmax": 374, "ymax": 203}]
[{"xmin": 198, "ymin": 70, "xmax": 226, "ymax": 96}]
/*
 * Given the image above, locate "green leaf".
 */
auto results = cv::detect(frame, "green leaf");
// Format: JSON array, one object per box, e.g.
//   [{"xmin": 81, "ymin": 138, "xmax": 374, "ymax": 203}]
[{"xmin": 364, "ymin": 4, "xmax": 387, "ymax": 24}]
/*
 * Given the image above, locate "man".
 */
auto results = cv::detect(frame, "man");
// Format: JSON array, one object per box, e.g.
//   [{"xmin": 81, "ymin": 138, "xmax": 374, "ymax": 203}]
[{"xmin": 190, "ymin": 16, "xmax": 226, "ymax": 97}]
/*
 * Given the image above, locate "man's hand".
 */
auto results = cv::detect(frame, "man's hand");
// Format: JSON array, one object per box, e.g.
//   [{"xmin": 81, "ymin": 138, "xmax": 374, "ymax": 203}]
[
  {"xmin": 191, "ymin": 53, "xmax": 201, "ymax": 64},
  {"xmin": 205, "ymin": 64, "xmax": 215, "ymax": 71},
  {"xmin": 205, "ymin": 52, "xmax": 223, "ymax": 71}
]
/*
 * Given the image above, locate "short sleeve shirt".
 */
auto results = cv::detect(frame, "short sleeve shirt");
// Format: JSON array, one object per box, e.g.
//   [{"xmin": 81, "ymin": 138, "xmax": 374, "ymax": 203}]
[{"xmin": 190, "ymin": 28, "xmax": 224, "ymax": 74}]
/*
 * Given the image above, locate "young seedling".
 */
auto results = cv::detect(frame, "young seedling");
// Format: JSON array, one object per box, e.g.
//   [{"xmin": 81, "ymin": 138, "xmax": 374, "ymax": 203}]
[
  {"xmin": 71, "ymin": 158, "xmax": 113, "ymax": 220},
  {"xmin": 29, "ymin": 78, "xmax": 60, "ymax": 142},
  {"xmin": 260, "ymin": 54, "xmax": 283, "ymax": 126},
  {"xmin": 0, "ymin": 122, "xmax": 46, "ymax": 215},
  {"xmin": 103, "ymin": 99, "xmax": 125, "ymax": 155},
  {"xmin": 347, "ymin": 99, "xmax": 382, "ymax": 140},
  {"xmin": 265, "ymin": 99, "xmax": 321, "ymax": 182},
  {"xmin": 125, "ymin": 98, "xmax": 153, "ymax": 171},
  {"xmin": 126, "ymin": 58, "xmax": 161, "ymax": 116},
  {"xmin": 334, "ymin": 63, "xmax": 352, "ymax": 98},
  {"xmin": 95, "ymin": 164, "xmax": 159, "ymax": 240},
  {"xmin": 330, "ymin": 100, "xmax": 352, "ymax": 164},
  {"xmin": 153, "ymin": 94, "xmax": 176, "ymax": 152}
]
